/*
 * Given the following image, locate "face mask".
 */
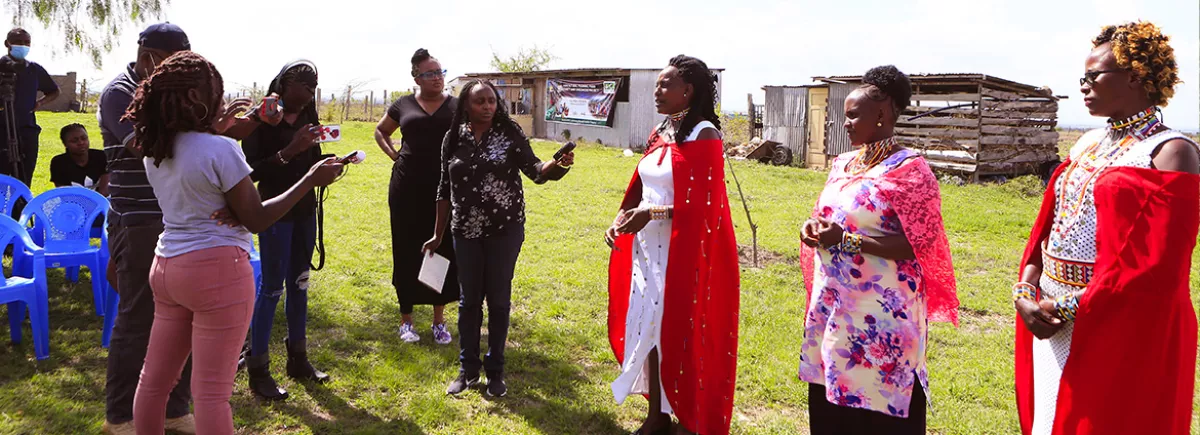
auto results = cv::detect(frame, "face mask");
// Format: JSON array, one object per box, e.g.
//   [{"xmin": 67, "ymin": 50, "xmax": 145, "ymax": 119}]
[{"xmin": 9, "ymin": 45, "xmax": 29, "ymax": 60}]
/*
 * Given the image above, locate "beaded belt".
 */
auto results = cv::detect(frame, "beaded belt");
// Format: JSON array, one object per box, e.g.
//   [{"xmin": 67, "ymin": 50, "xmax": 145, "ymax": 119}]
[{"xmin": 1042, "ymin": 248, "xmax": 1093, "ymax": 288}]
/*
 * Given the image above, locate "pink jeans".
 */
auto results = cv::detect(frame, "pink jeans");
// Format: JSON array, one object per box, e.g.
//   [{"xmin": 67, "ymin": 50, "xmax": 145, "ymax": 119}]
[{"xmin": 133, "ymin": 246, "xmax": 255, "ymax": 435}]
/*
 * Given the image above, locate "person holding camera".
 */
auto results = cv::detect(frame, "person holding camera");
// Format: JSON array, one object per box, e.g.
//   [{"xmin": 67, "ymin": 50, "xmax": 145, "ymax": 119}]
[
  {"xmin": 239, "ymin": 60, "xmax": 331, "ymax": 402},
  {"xmin": 0, "ymin": 27, "xmax": 59, "ymax": 185},
  {"xmin": 425, "ymin": 79, "xmax": 573, "ymax": 398},
  {"xmin": 128, "ymin": 50, "xmax": 343, "ymax": 435}
]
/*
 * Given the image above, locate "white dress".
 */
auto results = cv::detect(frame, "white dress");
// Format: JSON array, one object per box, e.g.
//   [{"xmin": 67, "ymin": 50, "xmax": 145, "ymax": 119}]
[
  {"xmin": 612, "ymin": 121, "xmax": 716, "ymax": 413},
  {"xmin": 1031, "ymin": 128, "xmax": 1193, "ymax": 434}
]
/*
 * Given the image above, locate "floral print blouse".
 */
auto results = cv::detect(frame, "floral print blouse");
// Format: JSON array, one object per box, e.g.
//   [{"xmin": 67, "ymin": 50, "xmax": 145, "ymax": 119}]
[
  {"xmin": 798, "ymin": 148, "xmax": 931, "ymax": 418},
  {"xmin": 437, "ymin": 122, "xmax": 568, "ymax": 239}
]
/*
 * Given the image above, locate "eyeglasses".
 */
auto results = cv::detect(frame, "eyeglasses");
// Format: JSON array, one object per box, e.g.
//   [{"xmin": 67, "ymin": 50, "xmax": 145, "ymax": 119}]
[
  {"xmin": 417, "ymin": 69, "xmax": 447, "ymax": 80},
  {"xmin": 1080, "ymin": 69, "xmax": 1122, "ymax": 86}
]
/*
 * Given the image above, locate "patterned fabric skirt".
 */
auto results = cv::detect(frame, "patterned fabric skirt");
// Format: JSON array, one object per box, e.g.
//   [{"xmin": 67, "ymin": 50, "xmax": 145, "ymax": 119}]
[{"xmin": 1031, "ymin": 274, "xmax": 1084, "ymax": 435}]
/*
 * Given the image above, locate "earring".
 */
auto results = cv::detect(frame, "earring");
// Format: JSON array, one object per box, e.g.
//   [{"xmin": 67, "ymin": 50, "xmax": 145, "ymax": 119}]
[
  {"xmin": 197, "ymin": 103, "xmax": 210, "ymax": 121},
  {"xmin": 877, "ymin": 121, "xmax": 883, "ymax": 127}
]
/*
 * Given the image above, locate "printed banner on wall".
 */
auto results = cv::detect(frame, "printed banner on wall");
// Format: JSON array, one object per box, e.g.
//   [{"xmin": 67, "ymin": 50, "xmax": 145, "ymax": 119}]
[{"xmin": 545, "ymin": 78, "xmax": 620, "ymax": 127}]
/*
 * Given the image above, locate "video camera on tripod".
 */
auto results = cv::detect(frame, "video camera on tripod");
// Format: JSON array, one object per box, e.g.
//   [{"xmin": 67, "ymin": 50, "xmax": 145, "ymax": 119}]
[{"xmin": 0, "ymin": 55, "xmax": 23, "ymax": 182}]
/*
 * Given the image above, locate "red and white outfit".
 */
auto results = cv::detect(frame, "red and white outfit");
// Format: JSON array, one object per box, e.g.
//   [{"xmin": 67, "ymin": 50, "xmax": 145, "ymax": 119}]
[
  {"xmin": 1016, "ymin": 125, "xmax": 1199, "ymax": 435},
  {"xmin": 608, "ymin": 121, "xmax": 740, "ymax": 435}
]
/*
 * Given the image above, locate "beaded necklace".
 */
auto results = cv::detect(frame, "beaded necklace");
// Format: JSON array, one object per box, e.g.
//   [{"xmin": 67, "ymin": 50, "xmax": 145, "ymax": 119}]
[
  {"xmin": 847, "ymin": 136, "xmax": 899, "ymax": 175},
  {"xmin": 1053, "ymin": 107, "xmax": 1162, "ymax": 235}
]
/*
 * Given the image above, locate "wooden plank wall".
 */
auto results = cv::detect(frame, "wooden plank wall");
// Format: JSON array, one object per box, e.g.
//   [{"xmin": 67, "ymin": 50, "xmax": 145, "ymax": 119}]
[{"xmin": 896, "ymin": 81, "xmax": 1058, "ymax": 177}]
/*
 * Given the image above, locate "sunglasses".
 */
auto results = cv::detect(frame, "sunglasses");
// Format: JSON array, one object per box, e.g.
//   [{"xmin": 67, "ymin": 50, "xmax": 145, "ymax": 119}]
[
  {"xmin": 417, "ymin": 69, "xmax": 447, "ymax": 80},
  {"xmin": 1079, "ymin": 69, "xmax": 1122, "ymax": 86}
]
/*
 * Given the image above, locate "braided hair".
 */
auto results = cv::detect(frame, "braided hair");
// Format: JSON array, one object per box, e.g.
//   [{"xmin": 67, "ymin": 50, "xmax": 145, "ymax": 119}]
[
  {"xmin": 1093, "ymin": 21, "xmax": 1180, "ymax": 107},
  {"xmin": 269, "ymin": 61, "xmax": 319, "ymax": 125},
  {"xmin": 411, "ymin": 48, "xmax": 433, "ymax": 77},
  {"xmin": 858, "ymin": 65, "xmax": 911, "ymax": 121},
  {"xmin": 122, "ymin": 51, "xmax": 224, "ymax": 167},
  {"xmin": 445, "ymin": 79, "xmax": 524, "ymax": 154},
  {"xmin": 59, "ymin": 123, "xmax": 87, "ymax": 142},
  {"xmin": 667, "ymin": 55, "xmax": 721, "ymax": 144}
]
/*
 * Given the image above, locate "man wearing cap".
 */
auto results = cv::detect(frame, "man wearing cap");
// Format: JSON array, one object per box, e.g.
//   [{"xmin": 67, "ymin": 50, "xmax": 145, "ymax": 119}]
[
  {"xmin": 99, "ymin": 22, "xmax": 196, "ymax": 435},
  {"xmin": 0, "ymin": 27, "xmax": 59, "ymax": 185}
]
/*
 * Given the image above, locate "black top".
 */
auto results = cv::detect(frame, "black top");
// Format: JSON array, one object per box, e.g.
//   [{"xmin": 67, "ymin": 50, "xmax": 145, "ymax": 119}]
[
  {"xmin": 49, "ymin": 149, "xmax": 108, "ymax": 187},
  {"xmin": 388, "ymin": 95, "xmax": 456, "ymax": 181},
  {"xmin": 437, "ymin": 123, "xmax": 569, "ymax": 239},
  {"xmin": 9, "ymin": 58, "xmax": 58, "ymax": 129},
  {"xmin": 100, "ymin": 64, "xmax": 161, "ymax": 226},
  {"xmin": 242, "ymin": 116, "xmax": 322, "ymax": 221}
]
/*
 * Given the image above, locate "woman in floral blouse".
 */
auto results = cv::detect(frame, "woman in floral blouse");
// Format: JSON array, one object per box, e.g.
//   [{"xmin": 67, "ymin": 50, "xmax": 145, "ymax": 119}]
[
  {"xmin": 797, "ymin": 65, "xmax": 958, "ymax": 434},
  {"xmin": 423, "ymin": 79, "xmax": 574, "ymax": 398}
]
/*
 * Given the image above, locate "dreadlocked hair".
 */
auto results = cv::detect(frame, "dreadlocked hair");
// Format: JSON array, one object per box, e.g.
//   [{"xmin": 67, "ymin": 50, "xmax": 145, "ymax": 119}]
[
  {"xmin": 859, "ymin": 65, "xmax": 911, "ymax": 120},
  {"xmin": 122, "ymin": 51, "xmax": 223, "ymax": 167},
  {"xmin": 445, "ymin": 79, "xmax": 524, "ymax": 154},
  {"xmin": 662, "ymin": 55, "xmax": 721, "ymax": 145},
  {"xmin": 1093, "ymin": 21, "xmax": 1180, "ymax": 107}
]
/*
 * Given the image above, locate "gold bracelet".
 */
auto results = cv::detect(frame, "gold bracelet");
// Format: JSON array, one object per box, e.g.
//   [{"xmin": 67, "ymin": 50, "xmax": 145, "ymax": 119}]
[
  {"xmin": 649, "ymin": 206, "xmax": 670, "ymax": 220},
  {"xmin": 839, "ymin": 232, "xmax": 862, "ymax": 254}
]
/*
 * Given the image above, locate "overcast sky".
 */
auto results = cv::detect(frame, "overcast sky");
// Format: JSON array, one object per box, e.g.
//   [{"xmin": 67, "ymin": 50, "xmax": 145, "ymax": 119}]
[{"xmin": 19, "ymin": 0, "xmax": 1200, "ymax": 130}]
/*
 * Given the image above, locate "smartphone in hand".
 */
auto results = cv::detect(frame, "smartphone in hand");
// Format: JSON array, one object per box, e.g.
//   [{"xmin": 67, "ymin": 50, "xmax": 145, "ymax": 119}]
[{"xmin": 317, "ymin": 125, "xmax": 342, "ymax": 143}]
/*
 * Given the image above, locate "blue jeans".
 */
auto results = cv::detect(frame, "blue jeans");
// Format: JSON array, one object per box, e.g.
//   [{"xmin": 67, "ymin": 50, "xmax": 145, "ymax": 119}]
[
  {"xmin": 249, "ymin": 215, "xmax": 317, "ymax": 356},
  {"xmin": 453, "ymin": 226, "xmax": 524, "ymax": 376}
]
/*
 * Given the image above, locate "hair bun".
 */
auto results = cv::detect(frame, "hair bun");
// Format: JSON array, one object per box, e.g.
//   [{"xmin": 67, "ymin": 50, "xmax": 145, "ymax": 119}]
[
  {"xmin": 862, "ymin": 65, "xmax": 912, "ymax": 105},
  {"xmin": 411, "ymin": 48, "xmax": 431, "ymax": 67}
]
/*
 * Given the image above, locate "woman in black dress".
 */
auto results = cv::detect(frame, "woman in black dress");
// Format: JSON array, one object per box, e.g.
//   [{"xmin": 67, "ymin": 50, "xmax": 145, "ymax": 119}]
[{"xmin": 374, "ymin": 48, "xmax": 459, "ymax": 344}]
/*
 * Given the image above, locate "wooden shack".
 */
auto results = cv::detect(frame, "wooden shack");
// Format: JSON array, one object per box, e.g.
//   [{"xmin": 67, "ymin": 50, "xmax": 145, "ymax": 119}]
[{"xmin": 759, "ymin": 73, "xmax": 1065, "ymax": 179}]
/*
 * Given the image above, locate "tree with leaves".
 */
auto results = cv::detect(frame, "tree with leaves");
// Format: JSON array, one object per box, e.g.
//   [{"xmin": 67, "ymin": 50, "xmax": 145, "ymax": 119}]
[
  {"xmin": 489, "ymin": 45, "xmax": 556, "ymax": 72},
  {"xmin": 7, "ymin": 0, "xmax": 166, "ymax": 67}
]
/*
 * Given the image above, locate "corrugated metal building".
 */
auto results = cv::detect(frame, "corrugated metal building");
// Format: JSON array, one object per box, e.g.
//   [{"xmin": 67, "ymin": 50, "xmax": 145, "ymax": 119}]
[
  {"xmin": 759, "ymin": 73, "xmax": 1065, "ymax": 179},
  {"xmin": 465, "ymin": 67, "xmax": 723, "ymax": 148}
]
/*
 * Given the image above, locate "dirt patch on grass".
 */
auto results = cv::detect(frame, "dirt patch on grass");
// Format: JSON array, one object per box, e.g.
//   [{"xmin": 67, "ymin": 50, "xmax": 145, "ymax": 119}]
[{"xmin": 738, "ymin": 244, "xmax": 792, "ymax": 268}]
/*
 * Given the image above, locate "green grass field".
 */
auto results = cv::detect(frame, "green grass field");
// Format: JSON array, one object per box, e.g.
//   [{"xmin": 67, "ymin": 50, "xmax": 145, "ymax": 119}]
[{"xmin": 0, "ymin": 113, "xmax": 1196, "ymax": 434}]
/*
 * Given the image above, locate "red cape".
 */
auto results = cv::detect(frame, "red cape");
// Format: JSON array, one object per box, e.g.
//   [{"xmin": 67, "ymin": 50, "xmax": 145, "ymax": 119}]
[
  {"xmin": 608, "ymin": 136, "xmax": 740, "ymax": 435},
  {"xmin": 1015, "ymin": 164, "xmax": 1199, "ymax": 434}
]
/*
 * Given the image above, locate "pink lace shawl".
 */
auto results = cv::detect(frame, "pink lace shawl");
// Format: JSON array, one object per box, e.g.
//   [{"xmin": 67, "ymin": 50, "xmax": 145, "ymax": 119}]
[{"xmin": 799, "ymin": 154, "xmax": 960, "ymax": 325}]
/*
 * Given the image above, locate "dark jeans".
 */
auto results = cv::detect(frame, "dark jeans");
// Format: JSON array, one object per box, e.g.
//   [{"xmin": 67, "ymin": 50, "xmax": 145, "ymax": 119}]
[
  {"xmin": 808, "ymin": 382, "xmax": 927, "ymax": 435},
  {"xmin": 250, "ymin": 215, "xmax": 317, "ymax": 356},
  {"xmin": 453, "ymin": 226, "xmax": 524, "ymax": 376},
  {"xmin": 105, "ymin": 222, "xmax": 191, "ymax": 424},
  {"xmin": 0, "ymin": 125, "xmax": 40, "ymax": 185}
]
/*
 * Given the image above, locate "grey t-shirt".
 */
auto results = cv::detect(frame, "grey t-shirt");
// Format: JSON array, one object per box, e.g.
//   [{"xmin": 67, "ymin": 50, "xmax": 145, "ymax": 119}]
[{"xmin": 144, "ymin": 131, "xmax": 254, "ymax": 258}]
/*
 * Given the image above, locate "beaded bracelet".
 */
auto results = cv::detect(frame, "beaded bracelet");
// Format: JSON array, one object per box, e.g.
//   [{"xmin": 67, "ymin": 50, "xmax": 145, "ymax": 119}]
[
  {"xmin": 1053, "ymin": 293, "xmax": 1080, "ymax": 322},
  {"xmin": 1012, "ymin": 282, "xmax": 1037, "ymax": 302},
  {"xmin": 839, "ymin": 232, "xmax": 863, "ymax": 254},
  {"xmin": 649, "ymin": 206, "xmax": 670, "ymax": 221}
]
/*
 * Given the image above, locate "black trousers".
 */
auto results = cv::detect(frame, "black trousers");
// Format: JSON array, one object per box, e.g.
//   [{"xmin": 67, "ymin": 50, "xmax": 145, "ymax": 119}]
[
  {"xmin": 452, "ymin": 226, "xmax": 524, "ymax": 376},
  {"xmin": 104, "ymin": 223, "xmax": 191, "ymax": 424},
  {"xmin": 808, "ymin": 382, "xmax": 926, "ymax": 435}
]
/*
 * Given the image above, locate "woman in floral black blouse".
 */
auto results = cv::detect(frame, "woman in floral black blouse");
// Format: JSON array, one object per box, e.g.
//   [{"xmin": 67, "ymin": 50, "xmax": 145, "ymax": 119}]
[{"xmin": 423, "ymin": 79, "xmax": 575, "ymax": 398}]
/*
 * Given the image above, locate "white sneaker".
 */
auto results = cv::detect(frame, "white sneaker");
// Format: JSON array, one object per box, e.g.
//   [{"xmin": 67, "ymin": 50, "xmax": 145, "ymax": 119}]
[
  {"xmin": 399, "ymin": 322, "xmax": 420, "ymax": 343},
  {"xmin": 432, "ymin": 323, "xmax": 452, "ymax": 345}
]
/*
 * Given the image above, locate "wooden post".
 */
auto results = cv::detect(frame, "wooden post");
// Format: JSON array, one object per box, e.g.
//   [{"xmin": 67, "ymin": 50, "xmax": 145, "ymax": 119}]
[
  {"xmin": 316, "ymin": 88, "xmax": 322, "ymax": 113},
  {"xmin": 747, "ymin": 93, "xmax": 755, "ymax": 141}
]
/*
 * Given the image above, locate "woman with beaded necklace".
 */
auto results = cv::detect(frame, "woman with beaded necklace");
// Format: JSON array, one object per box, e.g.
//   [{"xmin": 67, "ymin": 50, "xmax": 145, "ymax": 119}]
[
  {"xmin": 796, "ymin": 65, "xmax": 958, "ymax": 434},
  {"xmin": 1013, "ymin": 21, "xmax": 1198, "ymax": 435}
]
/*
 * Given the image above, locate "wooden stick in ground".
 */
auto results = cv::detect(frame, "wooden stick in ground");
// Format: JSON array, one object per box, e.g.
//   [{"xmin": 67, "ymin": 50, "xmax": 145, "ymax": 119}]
[{"xmin": 725, "ymin": 152, "xmax": 758, "ymax": 267}]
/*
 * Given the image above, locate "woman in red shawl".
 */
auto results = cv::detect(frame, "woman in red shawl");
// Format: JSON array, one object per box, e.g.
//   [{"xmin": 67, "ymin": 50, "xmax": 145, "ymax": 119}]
[
  {"xmin": 605, "ymin": 55, "xmax": 739, "ymax": 435},
  {"xmin": 797, "ymin": 65, "xmax": 958, "ymax": 435},
  {"xmin": 1013, "ymin": 21, "xmax": 1199, "ymax": 435}
]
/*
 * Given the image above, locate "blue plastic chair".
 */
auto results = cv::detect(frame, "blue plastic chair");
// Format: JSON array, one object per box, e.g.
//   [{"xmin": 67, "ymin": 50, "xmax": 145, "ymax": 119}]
[
  {"xmin": 0, "ymin": 175, "xmax": 32, "ymax": 220},
  {"xmin": 103, "ymin": 235, "xmax": 261, "ymax": 348},
  {"xmin": 0, "ymin": 215, "xmax": 50, "ymax": 360},
  {"xmin": 15, "ymin": 187, "xmax": 109, "ymax": 318}
]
